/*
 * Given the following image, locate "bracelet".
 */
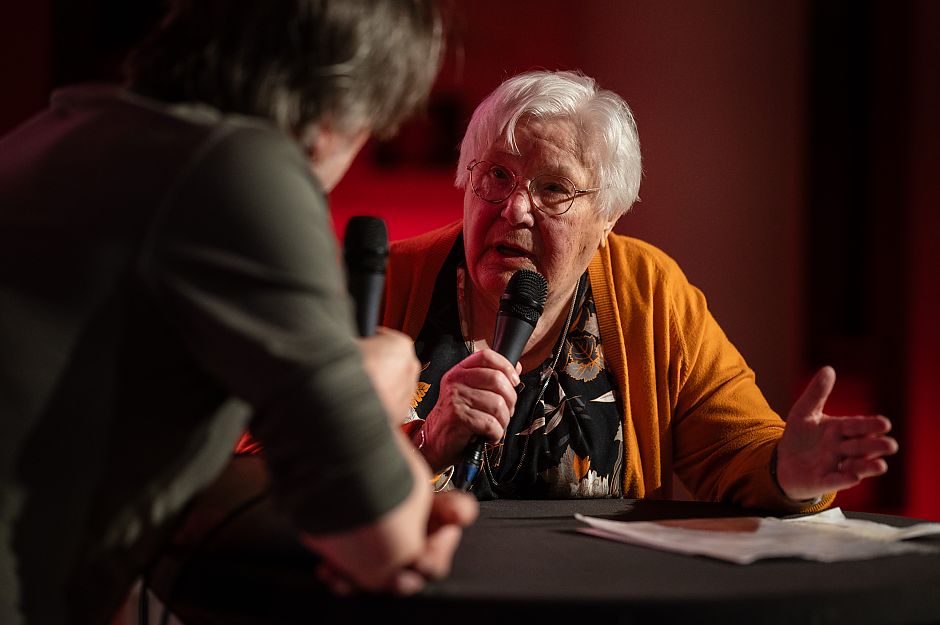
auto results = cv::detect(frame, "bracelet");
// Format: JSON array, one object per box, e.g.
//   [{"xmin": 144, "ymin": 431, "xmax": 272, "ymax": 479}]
[
  {"xmin": 432, "ymin": 466, "xmax": 454, "ymax": 492},
  {"xmin": 400, "ymin": 419, "xmax": 428, "ymax": 451},
  {"xmin": 401, "ymin": 419, "xmax": 448, "ymax": 489},
  {"xmin": 769, "ymin": 444, "xmax": 782, "ymax": 491},
  {"xmin": 413, "ymin": 424, "xmax": 427, "ymax": 450}
]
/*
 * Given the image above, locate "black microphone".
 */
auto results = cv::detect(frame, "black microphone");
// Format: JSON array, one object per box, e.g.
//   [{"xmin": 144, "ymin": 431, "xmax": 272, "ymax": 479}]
[
  {"xmin": 451, "ymin": 269, "xmax": 548, "ymax": 491},
  {"xmin": 343, "ymin": 216, "xmax": 389, "ymax": 337}
]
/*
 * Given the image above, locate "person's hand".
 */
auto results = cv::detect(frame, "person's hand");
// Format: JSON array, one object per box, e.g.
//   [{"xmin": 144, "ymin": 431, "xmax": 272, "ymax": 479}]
[
  {"xmin": 775, "ymin": 366, "xmax": 899, "ymax": 501},
  {"xmin": 301, "ymin": 429, "xmax": 478, "ymax": 595},
  {"xmin": 358, "ymin": 327, "xmax": 421, "ymax": 423},
  {"xmin": 420, "ymin": 349, "xmax": 521, "ymax": 472},
  {"xmin": 313, "ymin": 489, "xmax": 478, "ymax": 595}
]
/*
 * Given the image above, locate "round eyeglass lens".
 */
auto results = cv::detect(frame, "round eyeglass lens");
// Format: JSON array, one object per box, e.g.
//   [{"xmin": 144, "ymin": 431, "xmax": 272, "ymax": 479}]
[
  {"xmin": 531, "ymin": 174, "xmax": 577, "ymax": 214},
  {"xmin": 472, "ymin": 161, "xmax": 515, "ymax": 203}
]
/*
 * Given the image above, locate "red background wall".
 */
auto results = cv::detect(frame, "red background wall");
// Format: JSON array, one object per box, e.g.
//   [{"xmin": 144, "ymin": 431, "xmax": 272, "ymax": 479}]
[{"xmin": 3, "ymin": 0, "xmax": 937, "ymax": 519}]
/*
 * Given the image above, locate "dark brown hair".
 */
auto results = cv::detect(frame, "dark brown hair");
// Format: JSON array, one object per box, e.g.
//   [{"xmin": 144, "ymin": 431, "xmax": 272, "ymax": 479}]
[{"xmin": 125, "ymin": 0, "xmax": 444, "ymax": 139}]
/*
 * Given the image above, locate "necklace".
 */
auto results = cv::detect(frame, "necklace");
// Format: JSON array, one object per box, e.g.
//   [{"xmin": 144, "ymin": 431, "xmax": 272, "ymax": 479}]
[{"xmin": 456, "ymin": 269, "xmax": 584, "ymax": 487}]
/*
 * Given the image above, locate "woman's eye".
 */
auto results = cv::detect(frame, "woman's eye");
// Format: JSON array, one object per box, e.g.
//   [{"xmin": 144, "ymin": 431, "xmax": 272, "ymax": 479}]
[
  {"xmin": 539, "ymin": 178, "xmax": 573, "ymax": 197},
  {"xmin": 489, "ymin": 166, "xmax": 511, "ymax": 181}
]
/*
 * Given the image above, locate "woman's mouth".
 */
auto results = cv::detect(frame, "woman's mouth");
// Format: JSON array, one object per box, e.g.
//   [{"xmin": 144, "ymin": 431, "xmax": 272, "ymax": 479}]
[{"xmin": 496, "ymin": 244, "xmax": 533, "ymax": 259}]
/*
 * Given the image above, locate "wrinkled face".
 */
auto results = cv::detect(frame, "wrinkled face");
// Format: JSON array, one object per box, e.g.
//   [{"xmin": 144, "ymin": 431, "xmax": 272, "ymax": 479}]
[{"xmin": 463, "ymin": 117, "xmax": 614, "ymax": 307}]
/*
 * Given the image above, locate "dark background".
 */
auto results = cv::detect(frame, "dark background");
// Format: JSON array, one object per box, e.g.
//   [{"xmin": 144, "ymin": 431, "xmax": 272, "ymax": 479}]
[{"xmin": 2, "ymin": 0, "xmax": 937, "ymax": 520}]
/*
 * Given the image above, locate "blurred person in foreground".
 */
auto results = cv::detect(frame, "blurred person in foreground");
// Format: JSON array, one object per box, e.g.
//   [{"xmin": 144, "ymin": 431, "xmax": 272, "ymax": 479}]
[
  {"xmin": 385, "ymin": 70, "xmax": 897, "ymax": 509},
  {"xmin": 0, "ymin": 1, "xmax": 477, "ymax": 624}
]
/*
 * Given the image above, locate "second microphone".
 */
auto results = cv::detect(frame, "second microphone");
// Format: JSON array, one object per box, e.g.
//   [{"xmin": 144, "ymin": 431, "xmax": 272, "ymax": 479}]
[{"xmin": 343, "ymin": 215, "xmax": 389, "ymax": 338}]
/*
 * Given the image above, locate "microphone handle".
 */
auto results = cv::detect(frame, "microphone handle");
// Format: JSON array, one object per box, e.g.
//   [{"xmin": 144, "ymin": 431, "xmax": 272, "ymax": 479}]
[
  {"xmin": 490, "ymin": 314, "xmax": 534, "ymax": 365},
  {"xmin": 450, "ymin": 437, "xmax": 484, "ymax": 490},
  {"xmin": 452, "ymin": 314, "xmax": 536, "ymax": 491},
  {"xmin": 347, "ymin": 270, "xmax": 385, "ymax": 337}
]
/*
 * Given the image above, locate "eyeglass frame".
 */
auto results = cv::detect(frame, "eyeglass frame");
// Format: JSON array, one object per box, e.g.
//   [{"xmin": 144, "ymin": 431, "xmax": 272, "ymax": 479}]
[{"xmin": 466, "ymin": 159, "xmax": 600, "ymax": 217}]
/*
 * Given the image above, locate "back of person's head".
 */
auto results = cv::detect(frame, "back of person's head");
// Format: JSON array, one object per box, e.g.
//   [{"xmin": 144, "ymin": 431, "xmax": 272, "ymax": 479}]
[
  {"xmin": 455, "ymin": 70, "xmax": 642, "ymax": 221},
  {"xmin": 125, "ymin": 0, "xmax": 443, "ymax": 142}
]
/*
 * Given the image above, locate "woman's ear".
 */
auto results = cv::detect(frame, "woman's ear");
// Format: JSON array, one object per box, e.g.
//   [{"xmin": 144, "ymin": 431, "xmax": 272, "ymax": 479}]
[{"xmin": 598, "ymin": 220, "xmax": 615, "ymax": 249}]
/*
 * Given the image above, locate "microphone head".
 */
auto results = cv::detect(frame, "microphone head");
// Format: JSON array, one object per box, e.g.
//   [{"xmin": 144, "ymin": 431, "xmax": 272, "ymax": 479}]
[
  {"xmin": 498, "ymin": 269, "xmax": 548, "ymax": 325},
  {"xmin": 344, "ymin": 216, "xmax": 389, "ymax": 273}
]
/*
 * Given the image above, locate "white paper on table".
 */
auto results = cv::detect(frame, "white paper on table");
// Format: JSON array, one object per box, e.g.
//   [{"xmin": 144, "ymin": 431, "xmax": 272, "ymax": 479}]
[{"xmin": 574, "ymin": 508, "xmax": 940, "ymax": 564}]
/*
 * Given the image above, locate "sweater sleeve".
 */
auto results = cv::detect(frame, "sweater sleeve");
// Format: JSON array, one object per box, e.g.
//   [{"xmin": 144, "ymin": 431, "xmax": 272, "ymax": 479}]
[
  {"xmin": 384, "ymin": 220, "xmax": 463, "ymax": 338},
  {"xmin": 142, "ymin": 124, "xmax": 414, "ymax": 534},
  {"xmin": 663, "ymin": 257, "xmax": 833, "ymax": 513}
]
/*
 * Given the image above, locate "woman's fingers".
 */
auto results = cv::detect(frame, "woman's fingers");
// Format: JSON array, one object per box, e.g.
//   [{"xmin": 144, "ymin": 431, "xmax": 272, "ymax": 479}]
[
  {"xmin": 838, "ymin": 434, "xmax": 899, "ymax": 459},
  {"xmin": 422, "ymin": 350, "xmax": 522, "ymax": 468},
  {"xmin": 448, "ymin": 362, "xmax": 518, "ymax": 411},
  {"xmin": 448, "ymin": 373, "xmax": 515, "ymax": 426},
  {"xmin": 460, "ymin": 348, "xmax": 520, "ymax": 386}
]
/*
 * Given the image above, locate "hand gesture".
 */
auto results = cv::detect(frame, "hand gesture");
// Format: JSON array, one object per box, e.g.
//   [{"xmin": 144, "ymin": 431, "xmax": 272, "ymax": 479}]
[
  {"xmin": 420, "ymin": 349, "xmax": 521, "ymax": 472},
  {"xmin": 775, "ymin": 366, "xmax": 899, "ymax": 501}
]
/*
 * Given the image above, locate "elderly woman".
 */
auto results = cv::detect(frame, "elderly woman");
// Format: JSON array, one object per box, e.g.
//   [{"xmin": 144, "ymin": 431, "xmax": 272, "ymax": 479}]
[{"xmin": 385, "ymin": 70, "xmax": 897, "ymax": 510}]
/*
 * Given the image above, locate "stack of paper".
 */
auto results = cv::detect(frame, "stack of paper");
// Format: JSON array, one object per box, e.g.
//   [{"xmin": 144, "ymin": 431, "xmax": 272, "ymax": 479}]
[{"xmin": 575, "ymin": 508, "xmax": 940, "ymax": 564}]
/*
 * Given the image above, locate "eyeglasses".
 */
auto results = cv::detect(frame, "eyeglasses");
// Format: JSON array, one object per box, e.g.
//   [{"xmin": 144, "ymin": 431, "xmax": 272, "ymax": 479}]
[{"xmin": 466, "ymin": 159, "xmax": 600, "ymax": 217}]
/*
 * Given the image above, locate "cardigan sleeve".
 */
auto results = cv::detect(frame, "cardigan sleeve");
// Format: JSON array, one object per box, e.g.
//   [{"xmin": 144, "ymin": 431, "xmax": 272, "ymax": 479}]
[
  {"xmin": 383, "ymin": 220, "xmax": 462, "ymax": 338},
  {"xmin": 596, "ymin": 234, "xmax": 832, "ymax": 513},
  {"xmin": 662, "ymin": 256, "xmax": 833, "ymax": 513}
]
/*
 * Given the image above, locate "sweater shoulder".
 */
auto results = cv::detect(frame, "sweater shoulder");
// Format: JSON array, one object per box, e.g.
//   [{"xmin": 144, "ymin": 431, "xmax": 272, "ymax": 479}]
[
  {"xmin": 390, "ymin": 220, "xmax": 463, "ymax": 256},
  {"xmin": 605, "ymin": 233, "xmax": 690, "ymax": 289}
]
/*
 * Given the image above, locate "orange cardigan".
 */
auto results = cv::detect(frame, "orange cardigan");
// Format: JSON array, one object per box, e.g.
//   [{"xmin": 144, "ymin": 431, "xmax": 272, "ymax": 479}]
[{"xmin": 384, "ymin": 220, "xmax": 833, "ymax": 513}]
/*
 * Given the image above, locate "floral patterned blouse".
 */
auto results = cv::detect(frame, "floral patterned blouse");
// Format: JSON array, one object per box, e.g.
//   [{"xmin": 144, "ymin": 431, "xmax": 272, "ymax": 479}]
[{"xmin": 407, "ymin": 238, "xmax": 624, "ymax": 499}]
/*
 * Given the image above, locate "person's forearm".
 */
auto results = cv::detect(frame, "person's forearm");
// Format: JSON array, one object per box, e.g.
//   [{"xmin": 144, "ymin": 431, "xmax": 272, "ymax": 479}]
[{"xmin": 299, "ymin": 428, "xmax": 432, "ymax": 590}]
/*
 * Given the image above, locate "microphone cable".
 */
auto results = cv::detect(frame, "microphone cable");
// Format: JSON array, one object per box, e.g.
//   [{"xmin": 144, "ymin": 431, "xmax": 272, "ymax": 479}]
[{"xmin": 138, "ymin": 475, "xmax": 271, "ymax": 625}]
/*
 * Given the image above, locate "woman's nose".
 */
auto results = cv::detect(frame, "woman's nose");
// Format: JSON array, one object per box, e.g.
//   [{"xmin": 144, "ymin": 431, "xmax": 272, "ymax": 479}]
[{"xmin": 500, "ymin": 186, "xmax": 536, "ymax": 226}]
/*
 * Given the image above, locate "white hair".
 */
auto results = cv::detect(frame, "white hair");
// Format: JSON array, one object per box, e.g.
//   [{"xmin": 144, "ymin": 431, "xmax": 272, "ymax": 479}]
[{"xmin": 456, "ymin": 70, "xmax": 642, "ymax": 221}]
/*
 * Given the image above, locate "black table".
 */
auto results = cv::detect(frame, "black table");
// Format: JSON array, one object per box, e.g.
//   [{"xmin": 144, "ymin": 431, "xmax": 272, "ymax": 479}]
[{"xmin": 152, "ymin": 499, "xmax": 940, "ymax": 625}]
